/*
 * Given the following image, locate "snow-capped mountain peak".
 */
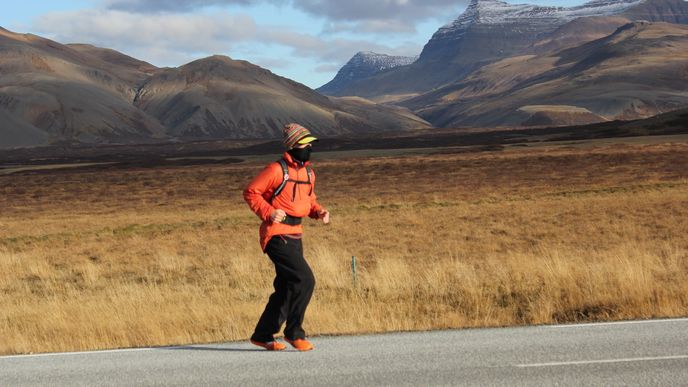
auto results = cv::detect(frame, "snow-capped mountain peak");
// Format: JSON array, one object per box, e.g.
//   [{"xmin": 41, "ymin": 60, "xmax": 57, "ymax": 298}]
[
  {"xmin": 349, "ymin": 51, "xmax": 418, "ymax": 72},
  {"xmin": 317, "ymin": 51, "xmax": 418, "ymax": 95},
  {"xmin": 437, "ymin": 0, "xmax": 646, "ymax": 35}
]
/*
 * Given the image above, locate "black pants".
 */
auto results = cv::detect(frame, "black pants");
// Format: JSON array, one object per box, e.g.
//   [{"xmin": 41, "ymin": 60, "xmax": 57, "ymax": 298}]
[{"xmin": 251, "ymin": 236, "xmax": 315, "ymax": 342}]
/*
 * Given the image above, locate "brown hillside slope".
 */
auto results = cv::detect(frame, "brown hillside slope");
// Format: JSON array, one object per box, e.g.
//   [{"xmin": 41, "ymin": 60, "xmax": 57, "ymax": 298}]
[
  {"xmin": 0, "ymin": 27, "xmax": 167, "ymax": 146},
  {"xmin": 66, "ymin": 43, "xmax": 158, "ymax": 85},
  {"xmin": 531, "ymin": 16, "xmax": 632, "ymax": 54}
]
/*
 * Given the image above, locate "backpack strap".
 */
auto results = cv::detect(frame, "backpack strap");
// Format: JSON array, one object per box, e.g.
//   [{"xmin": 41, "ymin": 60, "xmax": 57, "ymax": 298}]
[
  {"xmin": 306, "ymin": 165, "xmax": 313, "ymax": 195},
  {"xmin": 271, "ymin": 159, "xmax": 289, "ymax": 202}
]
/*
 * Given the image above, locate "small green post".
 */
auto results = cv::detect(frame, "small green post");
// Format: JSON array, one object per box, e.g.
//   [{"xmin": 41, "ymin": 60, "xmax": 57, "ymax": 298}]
[{"xmin": 351, "ymin": 256, "xmax": 357, "ymax": 288}]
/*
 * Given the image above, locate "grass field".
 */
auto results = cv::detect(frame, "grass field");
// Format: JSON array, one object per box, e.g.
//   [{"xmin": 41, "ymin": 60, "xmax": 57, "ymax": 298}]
[{"xmin": 1, "ymin": 139, "xmax": 687, "ymax": 355}]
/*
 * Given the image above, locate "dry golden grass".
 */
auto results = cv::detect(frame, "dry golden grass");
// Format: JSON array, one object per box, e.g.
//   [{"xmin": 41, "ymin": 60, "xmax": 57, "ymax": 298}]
[{"xmin": 1, "ymin": 140, "xmax": 687, "ymax": 355}]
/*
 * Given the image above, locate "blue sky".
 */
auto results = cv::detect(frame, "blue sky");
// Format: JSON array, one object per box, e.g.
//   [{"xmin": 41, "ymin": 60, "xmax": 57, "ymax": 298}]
[{"xmin": 1, "ymin": 0, "xmax": 589, "ymax": 89}]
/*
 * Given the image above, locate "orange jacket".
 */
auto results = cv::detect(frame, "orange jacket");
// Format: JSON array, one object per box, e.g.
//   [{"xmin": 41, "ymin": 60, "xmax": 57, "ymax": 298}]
[{"xmin": 244, "ymin": 152, "xmax": 324, "ymax": 252}]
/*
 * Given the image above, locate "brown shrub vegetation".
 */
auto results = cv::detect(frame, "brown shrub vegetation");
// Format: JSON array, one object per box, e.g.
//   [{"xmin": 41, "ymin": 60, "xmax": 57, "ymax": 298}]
[{"xmin": 0, "ymin": 141, "xmax": 686, "ymax": 354}]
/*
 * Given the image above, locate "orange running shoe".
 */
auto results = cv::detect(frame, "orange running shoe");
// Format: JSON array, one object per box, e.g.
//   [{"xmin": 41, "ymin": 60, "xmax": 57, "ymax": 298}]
[
  {"xmin": 250, "ymin": 339, "xmax": 286, "ymax": 351},
  {"xmin": 285, "ymin": 338, "xmax": 314, "ymax": 351}
]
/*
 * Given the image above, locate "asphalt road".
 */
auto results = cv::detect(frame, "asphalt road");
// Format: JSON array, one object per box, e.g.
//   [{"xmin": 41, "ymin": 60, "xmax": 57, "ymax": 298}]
[{"xmin": 2, "ymin": 318, "xmax": 687, "ymax": 386}]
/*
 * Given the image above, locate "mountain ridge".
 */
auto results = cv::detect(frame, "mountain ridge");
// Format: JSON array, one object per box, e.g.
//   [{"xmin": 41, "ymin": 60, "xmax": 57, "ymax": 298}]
[
  {"xmin": 319, "ymin": 0, "xmax": 688, "ymax": 105},
  {"xmin": 0, "ymin": 29, "xmax": 431, "ymax": 149}
]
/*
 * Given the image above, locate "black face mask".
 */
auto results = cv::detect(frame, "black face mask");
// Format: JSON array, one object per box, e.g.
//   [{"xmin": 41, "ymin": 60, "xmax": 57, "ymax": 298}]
[{"xmin": 288, "ymin": 146, "xmax": 312, "ymax": 163}]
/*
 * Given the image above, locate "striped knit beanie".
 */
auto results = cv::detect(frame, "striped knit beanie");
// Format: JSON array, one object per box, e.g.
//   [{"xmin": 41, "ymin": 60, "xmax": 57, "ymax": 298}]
[{"xmin": 282, "ymin": 123, "xmax": 317, "ymax": 149}]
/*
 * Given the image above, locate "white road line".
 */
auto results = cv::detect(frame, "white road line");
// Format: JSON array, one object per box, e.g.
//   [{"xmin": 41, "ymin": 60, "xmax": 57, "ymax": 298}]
[
  {"xmin": 547, "ymin": 317, "xmax": 688, "ymax": 328},
  {"xmin": 0, "ymin": 347, "xmax": 154, "ymax": 360},
  {"xmin": 516, "ymin": 355, "xmax": 688, "ymax": 368}
]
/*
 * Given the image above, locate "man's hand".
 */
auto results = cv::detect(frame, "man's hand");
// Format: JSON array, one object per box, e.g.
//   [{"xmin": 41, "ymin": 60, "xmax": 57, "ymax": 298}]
[
  {"xmin": 318, "ymin": 209, "xmax": 330, "ymax": 224},
  {"xmin": 270, "ymin": 209, "xmax": 286, "ymax": 223}
]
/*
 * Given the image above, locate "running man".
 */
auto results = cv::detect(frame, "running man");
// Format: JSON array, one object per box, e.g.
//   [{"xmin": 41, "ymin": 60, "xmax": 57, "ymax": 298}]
[{"xmin": 243, "ymin": 123, "xmax": 330, "ymax": 351}]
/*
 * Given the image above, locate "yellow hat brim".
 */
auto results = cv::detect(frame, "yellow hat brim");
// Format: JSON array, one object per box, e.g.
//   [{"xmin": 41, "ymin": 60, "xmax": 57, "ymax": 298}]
[{"xmin": 297, "ymin": 136, "xmax": 318, "ymax": 145}]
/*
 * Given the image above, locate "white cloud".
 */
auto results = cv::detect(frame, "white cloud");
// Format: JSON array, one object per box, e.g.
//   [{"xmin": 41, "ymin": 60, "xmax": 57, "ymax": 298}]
[
  {"xmin": 104, "ymin": 0, "xmax": 466, "ymax": 23},
  {"xmin": 31, "ymin": 8, "xmax": 420, "ymax": 69},
  {"xmin": 104, "ymin": 0, "xmax": 266, "ymax": 13},
  {"xmin": 292, "ymin": 0, "xmax": 466, "ymax": 22},
  {"xmin": 323, "ymin": 20, "xmax": 418, "ymax": 35},
  {"xmin": 33, "ymin": 9, "xmax": 257, "ymax": 66}
]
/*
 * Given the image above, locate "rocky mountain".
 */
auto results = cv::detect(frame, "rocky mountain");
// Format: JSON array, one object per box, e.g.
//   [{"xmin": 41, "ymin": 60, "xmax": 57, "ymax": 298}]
[
  {"xmin": 402, "ymin": 21, "xmax": 688, "ymax": 127},
  {"xmin": 319, "ymin": 0, "xmax": 688, "ymax": 102},
  {"xmin": 317, "ymin": 51, "xmax": 417, "ymax": 97},
  {"xmin": 0, "ymin": 28, "xmax": 430, "ymax": 149}
]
